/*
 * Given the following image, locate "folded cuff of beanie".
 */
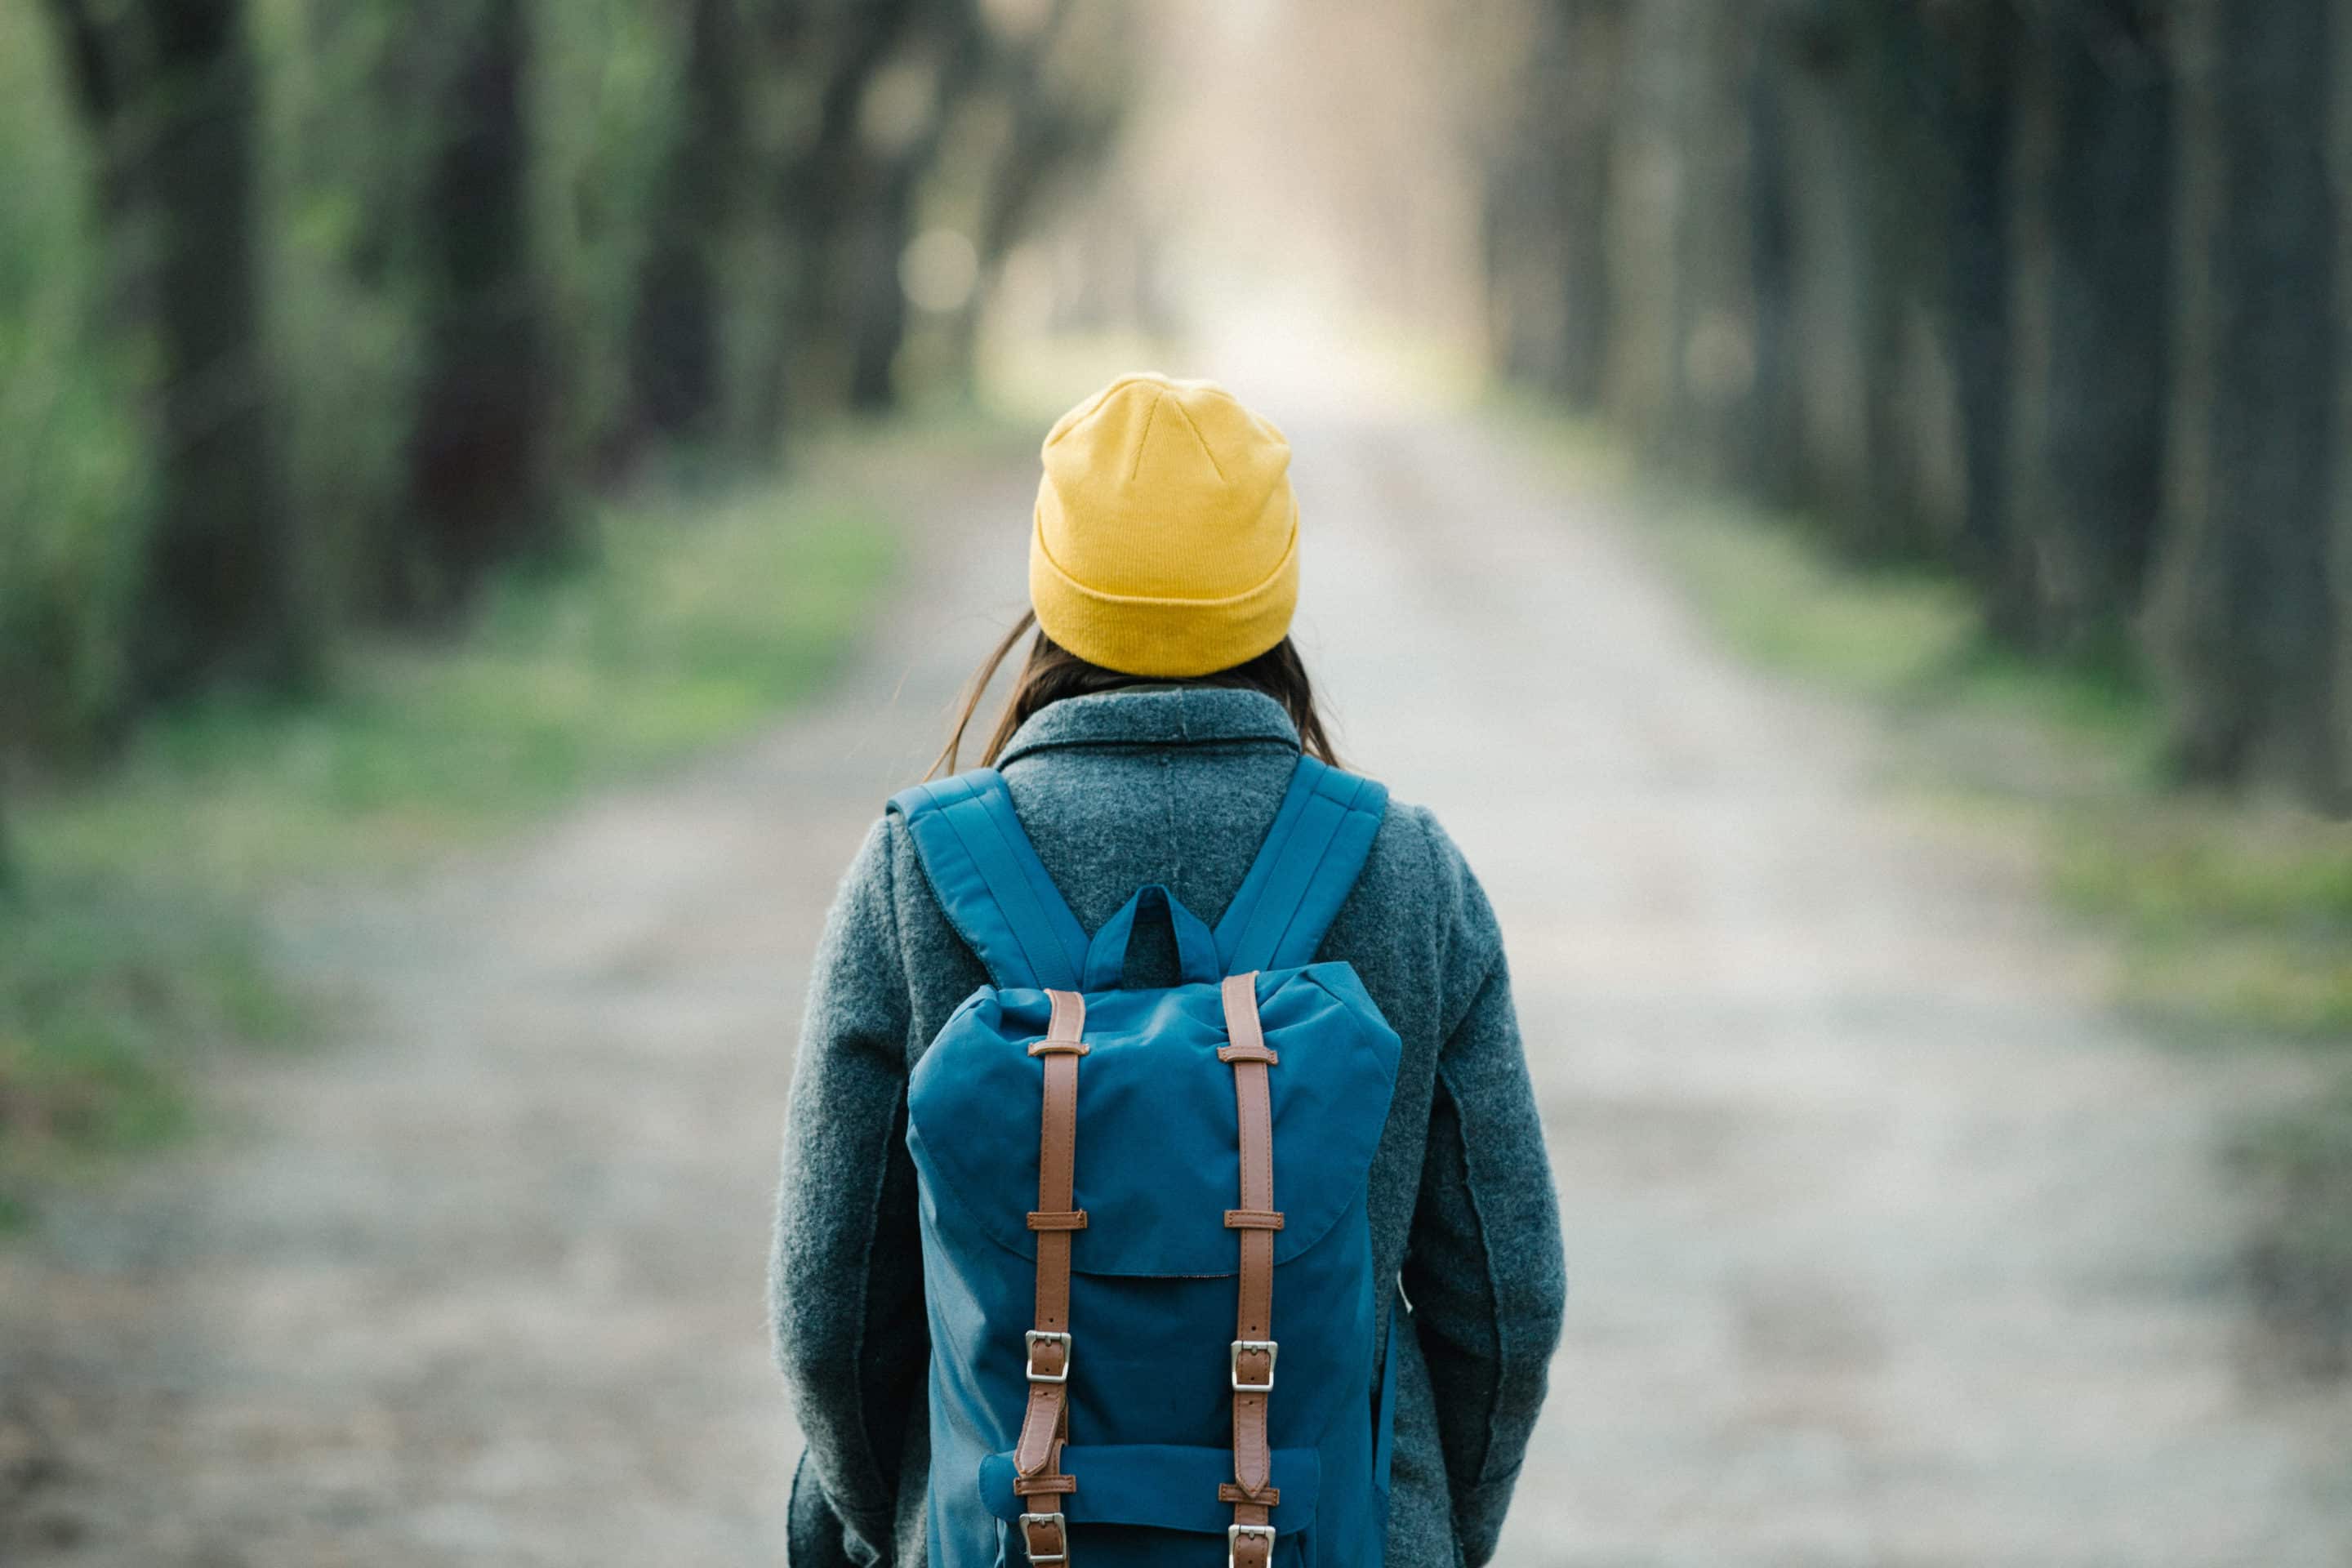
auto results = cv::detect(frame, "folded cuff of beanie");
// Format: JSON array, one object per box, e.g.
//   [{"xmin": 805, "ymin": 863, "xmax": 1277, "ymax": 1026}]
[{"xmin": 1029, "ymin": 519, "xmax": 1299, "ymax": 679}]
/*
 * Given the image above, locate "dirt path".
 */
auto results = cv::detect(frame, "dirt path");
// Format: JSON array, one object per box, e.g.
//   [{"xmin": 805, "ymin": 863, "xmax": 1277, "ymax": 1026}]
[{"xmin": 3, "ymin": 416, "xmax": 2348, "ymax": 1566}]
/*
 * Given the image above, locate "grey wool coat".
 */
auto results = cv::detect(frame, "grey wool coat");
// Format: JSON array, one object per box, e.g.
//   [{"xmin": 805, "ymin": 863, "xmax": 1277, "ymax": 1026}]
[{"xmin": 772, "ymin": 686, "xmax": 1566, "ymax": 1568}]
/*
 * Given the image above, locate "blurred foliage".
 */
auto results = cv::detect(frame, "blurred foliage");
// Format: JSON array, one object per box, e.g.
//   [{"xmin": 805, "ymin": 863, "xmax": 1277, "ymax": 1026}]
[
  {"xmin": 0, "ymin": 0, "xmax": 1124, "ymax": 1214},
  {"xmin": 532, "ymin": 0, "xmax": 682, "ymax": 470},
  {"xmin": 253, "ymin": 0, "xmax": 435, "ymax": 621},
  {"xmin": 0, "ymin": 0, "xmax": 1124, "ymax": 763},
  {"xmin": 33, "ymin": 477, "xmax": 892, "ymax": 884},
  {"xmin": 1, "ymin": 457, "xmax": 892, "ymax": 1218},
  {"xmin": 1477, "ymin": 0, "xmax": 2352, "ymax": 814},
  {"xmin": 0, "ymin": 1, "xmax": 149, "ymax": 761}
]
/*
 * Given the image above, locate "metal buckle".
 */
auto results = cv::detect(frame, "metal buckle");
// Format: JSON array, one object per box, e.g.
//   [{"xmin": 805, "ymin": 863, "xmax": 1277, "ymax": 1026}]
[
  {"xmin": 1228, "ymin": 1522, "xmax": 1276, "ymax": 1568},
  {"xmin": 1229, "ymin": 1339, "xmax": 1277, "ymax": 1392},
  {"xmin": 1019, "ymin": 1511, "xmax": 1068, "ymax": 1564},
  {"xmin": 1025, "ymin": 1329, "xmax": 1072, "ymax": 1384}
]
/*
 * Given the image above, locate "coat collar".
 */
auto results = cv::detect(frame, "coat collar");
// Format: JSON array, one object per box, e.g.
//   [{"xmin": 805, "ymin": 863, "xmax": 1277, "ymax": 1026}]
[{"xmin": 996, "ymin": 687, "xmax": 1302, "ymax": 768}]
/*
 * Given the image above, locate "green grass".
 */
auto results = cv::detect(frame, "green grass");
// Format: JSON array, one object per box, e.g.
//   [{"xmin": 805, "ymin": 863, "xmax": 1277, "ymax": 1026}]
[
  {"xmin": 2054, "ymin": 808, "xmax": 2352, "ymax": 1041},
  {"xmin": 0, "ymin": 882, "xmax": 300, "ymax": 1223},
  {"xmin": 1, "ymin": 465, "xmax": 895, "ymax": 1219},
  {"xmin": 1645, "ymin": 493, "xmax": 1981, "ymax": 700}
]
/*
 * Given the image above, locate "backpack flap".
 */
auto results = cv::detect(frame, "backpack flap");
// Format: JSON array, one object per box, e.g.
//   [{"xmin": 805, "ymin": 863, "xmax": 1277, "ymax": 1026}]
[{"xmin": 906, "ymin": 964, "xmax": 1401, "ymax": 1280}]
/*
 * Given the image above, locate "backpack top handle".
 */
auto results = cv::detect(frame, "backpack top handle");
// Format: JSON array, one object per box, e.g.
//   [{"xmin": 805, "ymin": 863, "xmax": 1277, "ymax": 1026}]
[{"xmin": 1083, "ymin": 884, "xmax": 1221, "ymax": 991}]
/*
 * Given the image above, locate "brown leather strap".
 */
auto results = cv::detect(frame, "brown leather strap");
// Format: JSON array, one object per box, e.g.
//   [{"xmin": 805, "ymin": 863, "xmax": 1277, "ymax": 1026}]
[
  {"xmin": 1013, "ymin": 988, "xmax": 1085, "ymax": 1557},
  {"xmin": 1220, "ymin": 973, "xmax": 1281, "ymax": 1560}
]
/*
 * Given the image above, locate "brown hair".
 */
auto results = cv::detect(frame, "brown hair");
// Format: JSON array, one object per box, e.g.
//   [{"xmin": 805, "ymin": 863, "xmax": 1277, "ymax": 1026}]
[{"xmin": 929, "ymin": 612, "xmax": 1341, "ymax": 778}]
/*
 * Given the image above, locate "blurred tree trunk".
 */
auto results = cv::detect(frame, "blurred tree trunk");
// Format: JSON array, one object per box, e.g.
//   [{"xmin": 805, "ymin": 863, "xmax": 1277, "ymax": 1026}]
[
  {"xmin": 844, "ymin": 176, "xmax": 913, "ymax": 413},
  {"xmin": 1599, "ymin": 0, "xmax": 1673, "ymax": 446},
  {"xmin": 42, "ymin": 0, "xmax": 305, "ymax": 699},
  {"xmin": 1765, "ymin": 1, "xmax": 1974, "ymax": 562},
  {"xmin": 1746, "ymin": 21, "xmax": 1802, "ymax": 506},
  {"xmin": 844, "ymin": 151, "xmax": 924, "ymax": 415},
  {"xmin": 40, "ymin": 0, "xmax": 136, "ymax": 220},
  {"xmin": 2332, "ymin": 0, "xmax": 2352, "ymax": 800},
  {"xmin": 2005, "ymin": 0, "xmax": 2173, "ymax": 655},
  {"xmin": 1931, "ymin": 5, "xmax": 2023, "ymax": 634},
  {"xmin": 1847, "ymin": 2, "xmax": 1957, "ymax": 562},
  {"xmin": 2152, "ymin": 0, "xmax": 2341, "ymax": 802},
  {"xmin": 1523, "ymin": 0, "xmax": 1753, "ymax": 474},
  {"xmin": 1483, "ymin": 3, "xmax": 1577, "ymax": 394},
  {"xmin": 941, "ymin": 0, "xmax": 1096, "ymax": 397},
  {"xmin": 401, "ymin": 0, "xmax": 559, "ymax": 615},
  {"xmin": 627, "ymin": 0, "xmax": 748, "ymax": 450},
  {"xmin": 1668, "ymin": 1, "xmax": 1762, "ymax": 483},
  {"xmin": 746, "ymin": 0, "xmax": 922, "ymax": 441},
  {"xmin": 1555, "ymin": 1, "xmax": 1626, "ymax": 411},
  {"xmin": 1482, "ymin": 145, "xmax": 1562, "ymax": 387},
  {"xmin": 1754, "ymin": 5, "xmax": 1898, "ymax": 543},
  {"xmin": 844, "ymin": 10, "xmax": 987, "ymax": 414}
]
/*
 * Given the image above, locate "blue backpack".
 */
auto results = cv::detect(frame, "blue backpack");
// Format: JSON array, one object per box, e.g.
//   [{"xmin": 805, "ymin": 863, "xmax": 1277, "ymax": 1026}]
[{"xmin": 890, "ymin": 755, "xmax": 1404, "ymax": 1568}]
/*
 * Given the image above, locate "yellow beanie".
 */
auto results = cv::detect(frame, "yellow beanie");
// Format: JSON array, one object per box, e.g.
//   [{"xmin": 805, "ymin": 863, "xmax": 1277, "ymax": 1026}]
[{"xmin": 1030, "ymin": 372, "xmax": 1298, "ymax": 678}]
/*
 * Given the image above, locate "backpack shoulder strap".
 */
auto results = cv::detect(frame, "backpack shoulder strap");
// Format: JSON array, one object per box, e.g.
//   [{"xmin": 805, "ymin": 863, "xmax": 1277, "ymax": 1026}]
[
  {"xmin": 1214, "ymin": 755, "xmax": 1391, "ymax": 973},
  {"xmin": 888, "ymin": 769, "xmax": 1089, "ymax": 991}
]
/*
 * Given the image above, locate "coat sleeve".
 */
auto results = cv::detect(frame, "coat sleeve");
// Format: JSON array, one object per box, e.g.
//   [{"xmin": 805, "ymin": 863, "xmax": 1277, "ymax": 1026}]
[
  {"xmin": 772, "ymin": 817, "xmax": 928, "ymax": 1566},
  {"xmin": 1400, "ymin": 822, "xmax": 1568, "ymax": 1568}
]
